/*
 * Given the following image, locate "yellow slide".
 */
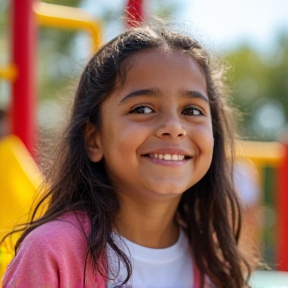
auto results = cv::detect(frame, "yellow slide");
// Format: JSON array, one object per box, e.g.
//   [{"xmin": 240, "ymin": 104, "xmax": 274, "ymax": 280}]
[{"xmin": 0, "ymin": 135, "xmax": 43, "ymax": 279}]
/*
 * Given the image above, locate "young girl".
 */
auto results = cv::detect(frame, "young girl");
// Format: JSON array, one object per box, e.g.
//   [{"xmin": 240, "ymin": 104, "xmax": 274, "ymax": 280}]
[{"xmin": 2, "ymin": 25, "xmax": 252, "ymax": 288}]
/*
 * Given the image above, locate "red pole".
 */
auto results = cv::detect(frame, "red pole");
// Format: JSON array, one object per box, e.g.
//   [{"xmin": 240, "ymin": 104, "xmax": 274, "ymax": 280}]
[
  {"xmin": 11, "ymin": 0, "xmax": 37, "ymax": 156},
  {"xmin": 276, "ymin": 143, "xmax": 288, "ymax": 271},
  {"xmin": 126, "ymin": 0, "xmax": 145, "ymax": 27}
]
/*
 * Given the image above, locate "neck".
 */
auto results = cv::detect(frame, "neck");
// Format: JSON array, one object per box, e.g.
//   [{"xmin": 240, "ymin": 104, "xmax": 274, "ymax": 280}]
[{"xmin": 115, "ymin": 193, "xmax": 181, "ymax": 248}]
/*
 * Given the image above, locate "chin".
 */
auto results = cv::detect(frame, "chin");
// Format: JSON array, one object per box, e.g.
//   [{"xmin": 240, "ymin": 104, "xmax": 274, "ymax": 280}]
[{"xmin": 148, "ymin": 183, "xmax": 191, "ymax": 198}]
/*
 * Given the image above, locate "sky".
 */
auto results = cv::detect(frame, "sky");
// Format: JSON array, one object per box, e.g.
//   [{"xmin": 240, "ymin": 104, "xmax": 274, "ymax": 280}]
[
  {"xmin": 179, "ymin": 0, "xmax": 288, "ymax": 51},
  {"xmin": 82, "ymin": 0, "xmax": 288, "ymax": 52}
]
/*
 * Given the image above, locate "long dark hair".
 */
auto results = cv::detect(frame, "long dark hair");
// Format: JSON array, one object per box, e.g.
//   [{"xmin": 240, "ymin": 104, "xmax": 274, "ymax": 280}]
[{"xmin": 3, "ymin": 25, "xmax": 251, "ymax": 287}]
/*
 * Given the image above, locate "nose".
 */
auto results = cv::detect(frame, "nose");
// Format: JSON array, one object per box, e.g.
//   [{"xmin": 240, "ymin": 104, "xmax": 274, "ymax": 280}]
[{"xmin": 155, "ymin": 113, "xmax": 186, "ymax": 139}]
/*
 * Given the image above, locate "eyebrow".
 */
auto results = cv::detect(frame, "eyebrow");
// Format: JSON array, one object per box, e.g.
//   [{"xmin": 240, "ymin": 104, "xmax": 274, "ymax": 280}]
[
  {"xmin": 180, "ymin": 90, "xmax": 209, "ymax": 102},
  {"xmin": 120, "ymin": 88, "xmax": 209, "ymax": 103},
  {"xmin": 120, "ymin": 89, "xmax": 159, "ymax": 103}
]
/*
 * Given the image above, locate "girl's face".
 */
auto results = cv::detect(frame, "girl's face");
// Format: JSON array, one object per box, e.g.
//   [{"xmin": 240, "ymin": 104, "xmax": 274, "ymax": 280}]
[{"xmin": 87, "ymin": 48, "xmax": 214, "ymax": 202}]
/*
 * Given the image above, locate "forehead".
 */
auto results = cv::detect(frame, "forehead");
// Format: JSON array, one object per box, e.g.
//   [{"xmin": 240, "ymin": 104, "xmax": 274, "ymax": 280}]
[{"xmin": 114, "ymin": 47, "xmax": 208, "ymax": 96}]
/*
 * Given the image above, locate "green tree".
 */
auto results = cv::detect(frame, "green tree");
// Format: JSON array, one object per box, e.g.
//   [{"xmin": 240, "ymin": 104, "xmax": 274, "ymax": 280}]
[
  {"xmin": 225, "ymin": 32, "xmax": 288, "ymax": 141},
  {"xmin": 0, "ymin": 0, "xmax": 10, "ymax": 109},
  {"xmin": 39, "ymin": 0, "xmax": 84, "ymax": 102}
]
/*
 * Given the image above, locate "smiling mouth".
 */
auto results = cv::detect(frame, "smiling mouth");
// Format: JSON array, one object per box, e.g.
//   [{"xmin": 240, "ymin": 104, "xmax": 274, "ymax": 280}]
[{"xmin": 143, "ymin": 153, "xmax": 192, "ymax": 161}]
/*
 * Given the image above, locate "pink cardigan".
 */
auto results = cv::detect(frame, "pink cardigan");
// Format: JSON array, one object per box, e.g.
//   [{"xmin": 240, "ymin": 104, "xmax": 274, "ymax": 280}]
[{"xmin": 3, "ymin": 212, "xmax": 200, "ymax": 288}]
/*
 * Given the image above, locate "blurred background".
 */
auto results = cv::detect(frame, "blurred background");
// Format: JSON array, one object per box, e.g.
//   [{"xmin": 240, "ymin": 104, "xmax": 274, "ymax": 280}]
[{"xmin": 0, "ymin": 0, "xmax": 288, "ymax": 278}]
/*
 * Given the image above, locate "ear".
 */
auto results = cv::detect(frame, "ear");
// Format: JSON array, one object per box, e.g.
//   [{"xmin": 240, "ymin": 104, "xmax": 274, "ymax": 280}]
[{"xmin": 83, "ymin": 122, "xmax": 103, "ymax": 163}]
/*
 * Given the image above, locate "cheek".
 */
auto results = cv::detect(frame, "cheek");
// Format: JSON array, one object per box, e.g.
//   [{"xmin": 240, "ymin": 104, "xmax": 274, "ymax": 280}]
[
  {"xmin": 195, "ymin": 129, "xmax": 214, "ymax": 179},
  {"xmin": 102, "ymin": 120, "xmax": 146, "ymax": 158},
  {"xmin": 191, "ymin": 124, "xmax": 214, "ymax": 149}
]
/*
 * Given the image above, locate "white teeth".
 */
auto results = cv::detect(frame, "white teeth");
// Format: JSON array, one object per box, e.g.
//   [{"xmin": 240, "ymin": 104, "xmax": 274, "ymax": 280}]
[
  {"xmin": 178, "ymin": 155, "xmax": 185, "ymax": 160},
  {"xmin": 149, "ymin": 154, "xmax": 186, "ymax": 161},
  {"xmin": 172, "ymin": 155, "xmax": 178, "ymax": 161},
  {"xmin": 164, "ymin": 154, "xmax": 172, "ymax": 160}
]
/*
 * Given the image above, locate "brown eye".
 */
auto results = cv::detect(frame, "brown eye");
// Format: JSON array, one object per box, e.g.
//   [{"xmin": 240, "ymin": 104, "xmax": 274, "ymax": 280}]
[
  {"xmin": 182, "ymin": 107, "xmax": 204, "ymax": 116},
  {"xmin": 130, "ymin": 106, "xmax": 154, "ymax": 114}
]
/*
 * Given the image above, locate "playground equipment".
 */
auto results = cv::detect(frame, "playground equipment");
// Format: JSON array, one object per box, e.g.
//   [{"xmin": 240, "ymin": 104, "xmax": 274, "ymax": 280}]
[
  {"xmin": 6, "ymin": 0, "xmax": 102, "ymax": 157},
  {"xmin": 237, "ymin": 141, "xmax": 288, "ymax": 271},
  {"xmin": 126, "ymin": 0, "xmax": 144, "ymax": 27},
  {"xmin": 0, "ymin": 0, "xmax": 288, "ymax": 282},
  {"xmin": 0, "ymin": 64, "xmax": 17, "ymax": 81},
  {"xmin": 34, "ymin": 1, "xmax": 101, "ymax": 54},
  {"xmin": 0, "ymin": 135, "xmax": 42, "ymax": 231},
  {"xmin": 0, "ymin": 135, "xmax": 43, "ymax": 280}
]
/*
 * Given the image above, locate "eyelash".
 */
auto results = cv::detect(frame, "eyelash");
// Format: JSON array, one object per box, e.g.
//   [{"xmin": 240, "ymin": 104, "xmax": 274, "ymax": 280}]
[{"xmin": 129, "ymin": 105, "xmax": 204, "ymax": 116}]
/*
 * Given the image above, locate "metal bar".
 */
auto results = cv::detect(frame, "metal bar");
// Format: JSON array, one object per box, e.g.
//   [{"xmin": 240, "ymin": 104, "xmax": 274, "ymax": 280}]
[
  {"xmin": 0, "ymin": 65, "xmax": 17, "ymax": 81},
  {"xmin": 126, "ymin": 0, "xmax": 145, "ymax": 27},
  {"xmin": 236, "ymin": 141, "xmax": 285, "ymax": 168},
  {"xmin": 11, "ymin": 0, "xmax": 37, "ymax": 156},
  {"xmin": 33, "ymin": 2, "xmax": 101, "ymax": 54},
  {"xmin": 276, "ymin": 143, "xmax": 288, "ymax": 271}
]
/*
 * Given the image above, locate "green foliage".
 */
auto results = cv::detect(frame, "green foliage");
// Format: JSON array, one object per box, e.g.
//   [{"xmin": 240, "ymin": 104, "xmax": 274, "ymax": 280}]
[
  {"xmin": 268, "ymin": 33, "xmax": 288, "ymax": 115},
  {"xmin": 0, "ymin": 0, "xmax": 10, "ymax": 109},
  {"xmin": 38, "ymin": 0, "xmax": 85, "ymax": 103},
  {"xmin": 0, "ymin": 1, "xmax": 8, "ymax": 26},
  {"xmin": 42, "ymin": 0, "xmax": 82, "ymax": 7},
  {"xmin": 151, "ymin": 0, "xmax": 179, "ymax": 19},
  {"xmin": 225, "ymin": 32, "xmax": 288, "ymax": 141}
]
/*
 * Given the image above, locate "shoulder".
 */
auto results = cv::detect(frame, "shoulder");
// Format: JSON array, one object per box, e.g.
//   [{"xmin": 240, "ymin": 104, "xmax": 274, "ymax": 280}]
[
  {"xmin": 14, "ymin": 211, "xmax": 91, "ymax": 259},
  {"xmin": 15, "ymin": 211, "xmax": 91, "ymax": 258},
  {"xmin": 25, "ymin": 211, "xmax": 91, "ymax": 247},
  {"xmin": 3, "ymin": 212, "xmax": 95, "ymax": 288}
]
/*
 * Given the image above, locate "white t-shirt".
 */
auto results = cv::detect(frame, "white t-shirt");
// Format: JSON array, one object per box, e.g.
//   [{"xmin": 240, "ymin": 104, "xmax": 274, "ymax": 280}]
[{"xmin": 107, "ymin": 229, "xmax": 193, "ymax": 288}]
